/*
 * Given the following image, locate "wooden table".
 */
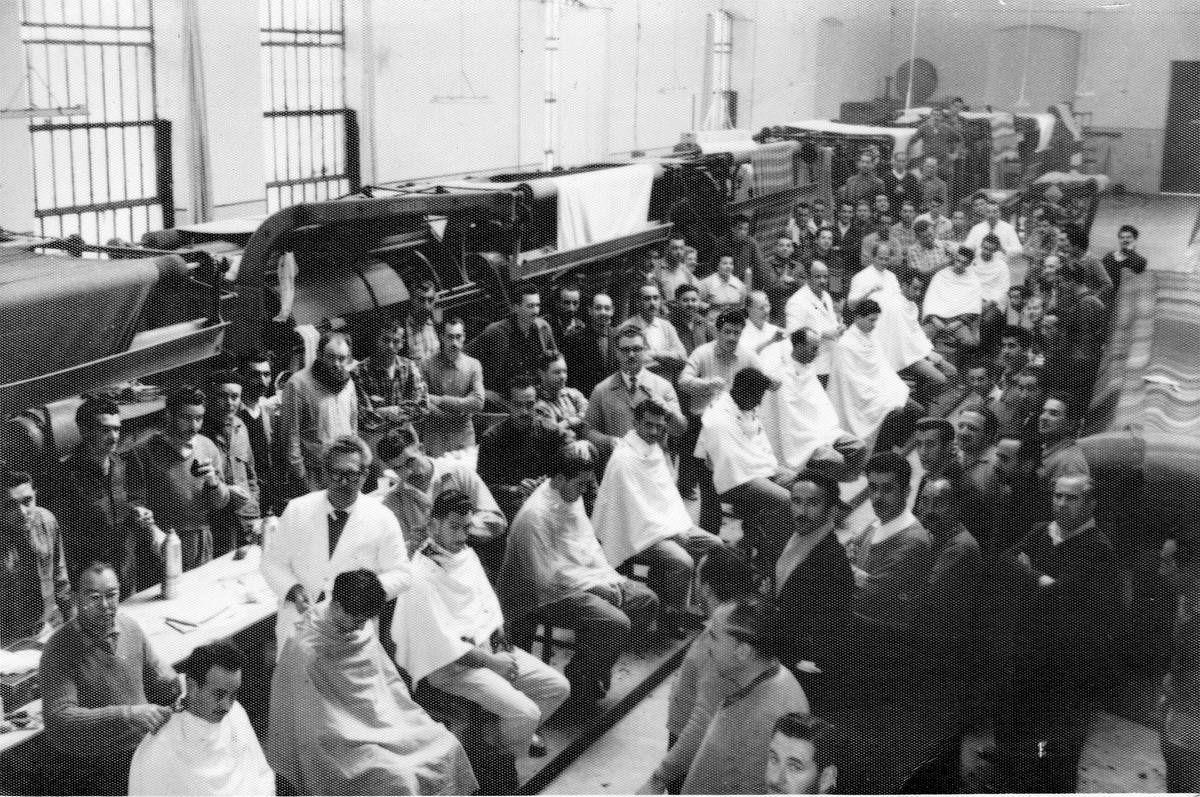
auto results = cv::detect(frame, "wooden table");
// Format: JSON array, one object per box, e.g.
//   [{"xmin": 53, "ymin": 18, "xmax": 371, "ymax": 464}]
[{"xmin": 0, "ymin": 547, "xmax": 277, "ymax": 756}]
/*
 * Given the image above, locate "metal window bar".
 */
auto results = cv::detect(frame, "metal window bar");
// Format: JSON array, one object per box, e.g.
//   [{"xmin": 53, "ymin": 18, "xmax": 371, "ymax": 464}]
[
  {"xmin": 19, "ymin": 0, "xmax": 171, "ymax": 246},
  {"xmin": 260, "ymin": 0, "xmax": 358, "ymax": 211}
]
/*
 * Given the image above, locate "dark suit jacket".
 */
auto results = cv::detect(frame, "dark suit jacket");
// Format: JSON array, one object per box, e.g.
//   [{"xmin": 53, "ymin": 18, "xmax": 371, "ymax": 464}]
[
  {"xmin": 848, "ymin": 519, "xmax": 932, "ymax": 636},
  {"xmin": 776, "ymin": 531, "xmax": 855, "ymax": 671},
  {"xmin": 562, "ymin": 324, "xmax": 619, "ymax": 397},
  {"xmin": 881, "ymin": 170, "xmax": 922, "ymax": 216}
]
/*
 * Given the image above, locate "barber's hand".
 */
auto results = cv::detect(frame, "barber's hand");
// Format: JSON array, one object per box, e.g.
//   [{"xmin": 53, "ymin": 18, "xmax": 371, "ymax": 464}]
[
  {"xmin": 193, "ymin": 458, "xmax": 220, "ymax": 488},
  {"xmin": 286, "ymin": 584, "xmax": 311, "ymax": 613},
  {"xmin": 130, "ymin": 704, "xmax": 173, "ymax": 734}
]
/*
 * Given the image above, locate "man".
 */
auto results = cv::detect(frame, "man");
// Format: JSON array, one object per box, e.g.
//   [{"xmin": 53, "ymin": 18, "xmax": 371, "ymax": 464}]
[
  {"xmin": 56, "ymin": 397, "xmax": 155, "ymax": 595},
  {"xmin": 392, "ymin": 490, "xmax": 568, "ymax": 760},
  {"xmin": 593, "ymin": 399, "xmax": 721, "ymax": 620},
  {"xmin": 373, "ymin": 428, "xmax": 505, "ymax": 557},
  {"xmin": 909, "ymin": 107, "xmax": 964, "ymax": 183},
  {"xmin": 1000, "ymin": 476, "xmax": 1121, "ymax": 793},
  {"xmin": 238, "ymin": 350, "xmax": 282, "ymax": 516},
  {"xmin": 672, "ymin": 284, "xmax": 716, "ymax": 355},
  {"xmin": 620, "ymin": 283, "xmax": 688, "ymax": 378},
  {"xmin": 774, "ymin": 473, "xmax": 854, "ymax": 713},
  {"xmin": 1101, "ymin": 224, "xmax": 1147, "ymax": 289},
  {"xmin": 882, "ymin": 149, "xmax": 921, "ymax": 217},
  {"xmin": 1036, "ymin": 394, "xmax": 1090, "ymax": 512},
  {"xmin": 996, "ymin": 325, "xmax": 1032, "ymax": 393},
  {"xmin": 826, "ymin": 299, "xmax": 912, "ymax": 446},
  {"xmin": 499, "ymin": 445, "xmax": 658, "ymax": 707},
  {"xmin": 268, "ymin": 569, "xmax": 478, "ymax": 795},
  {"xmin": 697, "ymin": 253, "xmax": 748, "ymax": 311},
  {"xmin": 760, "ymin": 328, "xmax": 865, "ymax": 481},
  {"xmin": 843, "ymin": 452, "xmax": 933, "ymax": 793},
  {"xmin": 134, "ymin": 385, "xmax": 240, "ymax": 570},
  {"xmin": 655, "ymin": 237, "xmax": 699, "ymax": 307},
  {"xmin": 696, "ymin": 367, "xmax": 796, "ymax": 562},
  {"xmin": 788, "ymin": 201, "xmax": 819, "ymax": 256},
  {"xmin": 740, "ymin": 290, "xmax": 786, "ymax": 357},
  {"xmin": 40, "ymin": 562, "xmax": 180, "ymax": 795},
  {"xmin": 128, "ymin": 641, "xmax": 274, "ymax": 796},
  {"xmin": 721, "ymin": 215, "xmax": 766, "ymax": 286},
  {"xmin": 479, "ymin": 374, "xmax": 574, "ymax": 521},
  {"xmin": 562, "ymin": 292, "xmax": 620, "ymax": 396},
  {"xmin": 839, "ymin": 152, "xmax": 885, "ymax": 207},
  {"xmin": 965, "ymin": 199, "xmax": 1021, "ymax": 257},
  {"xmin": 857, "ymin": 213, "xmax": 903, "ymax": 273},
  {"xmin": 261, "ymin": 435, "xmax": 410, "ymax": 645},
  {"xmin": 832, "ymin": 201, "xmax": 867, "ymax": 275},
  {"xmin": 534, "ymin": 350, "xmax": 588, "ymax": 438},
  {"xmin": 420, "ymin": 317, "xmax": 486, "ymax": 459},
  {"xmin": 405, "ymin": 280, "xmax": 442, "ymax": 363},
  {"xmin": 1058, "ymin": 223, "xmax": 1114, "ymax": 302},
  {"xmin": 918, "ymin": 156, "xmax": 949, "ymax": 210},
  {"xmin": 785, "ymin": 261, "xmax": 841, "ymax": 382},
  {"xmin": 548, "ymin": 282, "xmax": 586, "ymax": 343},
  {"xmin": 1056, "ymin": 261, "xmax": 1109, "ymax": 399},
  {"xmin": 890, "ymin": 201, "xmax": 919, "ymax": 254},
  {"xmin": 922, "ymin": 245, "xmax": 984, "ymax": 352},
  {"xmin": 468, "ymin": 287, "xmax": 558, "ymax": 407},
  {"xmin": 1, "ymin": 470, "xmax": 70, "ymax": 644},
  {"xmin": 279, "ymin": 331, "xmax": 358, "ymax": 493},
  {"xmin": 756, "ymin": 237, "xmax": 801, "ymax": 326},
  {"xmin": 914, "ymin": 417, "xmax": 963, "ymax": 486},
  {"xmin": 916, "ymin": 195, "xmax": 955, "ymax": 242},
  {"xmin": 993, "ymin": 364, "xmax": 1046, "ymax": 444},
  {"xmin": 960, "ymin": 359, "xmax": 1001, "ymax": 415},
  {"xmin": 906, "ymin": 218, "xmax": 954, "ymax": 276},
  {"xmin": 765, "ymin": 713, "xmax": 843, "ymax": 795},
  {"xmin": 585, "ymin": 326, "xmax": 685, "ymax": 455},
  {"xmin": 948, "ymin": 208, "xmax": 972, "ymax": 243},
  {"xmin": 956, "ymin": 406, "xmax": 999, "ymax": 495},
  {"xmin": 203, "ymin": 371, "xmax": 261, "ymax": 556},
  {"xmin": 678, "ymin": 309, "xmax": 756, "ymax": 521},
  {"xmin": 355, "ymin": 319, "xmax": 429, "ymax": 442},
  {"xmin": 681, "ymin": 596, "xmax": 809, "ymax": 794}
]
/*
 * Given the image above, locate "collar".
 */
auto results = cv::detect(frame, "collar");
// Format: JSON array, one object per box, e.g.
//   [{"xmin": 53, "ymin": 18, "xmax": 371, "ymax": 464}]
[
  {"xmin": 870, "ymin": 510, "xmax": 918, "ymax": 546},
  {"xmin": 323, "ymin": 495, "xmax": 358, "ymax": 516},
  {"xmin": 1048, "ymin": 517, "xmax": 1095, "ymax": 546},
  {"xmin": 625, "ymin": 429, "xmax": 663, "ymax": 458}
]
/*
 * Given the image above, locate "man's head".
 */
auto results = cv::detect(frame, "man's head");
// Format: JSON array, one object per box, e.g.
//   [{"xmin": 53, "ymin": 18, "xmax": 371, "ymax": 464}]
[
  {"xmin": 789, "ymin": 471, "xmax": 840, "ymax": 535},
  {"xmin": 875, "ymin": 214, "xmax": 894, "ymax": 239},
  {"xmin": 951, "ymin": 209, "xmax": 968, "ymax": 230},
  {"xmin": 812, "ymin": 200, "xmax": 827, "ymax": 220},
  {"xmin": 789, "ymin": 327, "xmax": 821, "ymax": 365},
  {"xmin": 923, "ymin": 156, "xmax": 938, "ymax": 176},
  {"xmin": 732, "ymin": 215, "xmax": 752, "ymax": 240},
  {"xmin": 815, "ymin": 228, "xmax": 834, "ymax": 250},
  {"xmin": 865, "ymin": 451, "xmax": 912, "ymax": 524},
  {"xmin": 965, "ymin": 360, "xmax": 997, "ymax": 398},
  {"xmin": 374, "ymin": 320, "xmax": 406, "ymax": 359},
  {"xmin": 993, "ymin": 437, "xmax": 1025, "ymax": 482},
  {"xmin": 716, "ymin": 253, "xmax": 736, "ymax": 278},
  {"xmin": 984, "ymin": 199, "xmax": 1001, "ymax": 224},
  {"xmin": 676, "ymin": 284, "xmax": 701, "ymax": 317},
  {"xmin": 851, "ymin": 299, "xmax": 882, "ymax": 334},
  {"xmin": 715, "ymin": 309, "xmax": 747, "ymax": 356},
  {"xmin": 1040, "ymin": 312, "xmax": 1064, "ymax": 346},
  {"xmin": 794, "ymin": 202, "xmax": 812, "ymax": 225},
  {"xmin": 638, "ymin": 283, "xmax": 663, "ymax": 319},
  {"xmin": 315, "ymin": 332, "xmax": 353, "ymax": 384},
  {"xmin": 241, "ymin": 349, "xmax": 275, "ymax": 401},
  {"xmin": 589, "ymin": 293, "xmax": 614, "ymax": 329},
  {"xmin": 633, "ymin": 398, "xmax": 671, "ymax": 448},
  {"xmin": 915, "ymin": 476, "xmax": 962, "ymax": 540},
  {"xmin": 413, "ymin": 280, "xmax": 438, "ymax": 320},
  {"xmin": 775, "ymin": 238, "xmax": 796, "ymax": 260},
  {"xmin": 808, "ymin": 261, "xmax": 830, "ymax": 294},
  {"xmin": 747, "ymin": 291, "xmax": 771, "ymax": 326},
  {"xmin": 74, "ymin": 561, "xmax": 121, "ymax": 636},
  {"xmin": 1060, "ymin": 222, "xmax": 1089, "ymax": 256},
  {"xmin": 329, "ymin": 569, "xmax": 387, "ymax": 633},
  {"xmin": 980, "ymin": 233, "xmax": 1001, "ymax": 261},
  {"xmin": 1052, "ymin": 475, "xmax": 1096, "ymax": 532},
  {"xmin": 927, "ymin": 196, "xmax": 946, "ymax": 219},
  {"xmin": 537, "ymin": 352, "xmax": 569, "ymax": 396},
  {"xmin": 165, "ymin": 385, "xmax": 207, "ymax": 446},
  {"xmin": 556, "ymin": 285, "xmax": 582, "ymax": 321},
  {"xmin": 854, "ymin": 201, "xmax": 873, "ymax": 226},
  {"xmin": 1, "ymin": 470, "xmax": 37, "ymax": 527},
  {"xmin": 549, "ymin": 443, "xmax": 598, "ymax": 504},
  {"xmin": 206, "ymin": 371, "xmax": 243, "ymax": 422},
  {"xmin": 513, "ymin": 288, "xmax": 542, "ymax": 327},
  {"xmin": 428, "ymin": 489, "xmax": 475, "ymax": 554},
  {"xmin": 956, "ymin": 407, "xmax": 996, "ymax": 457},
  {"xmin": 507, "ymin": 374, "xmax": 540, "ymax": 423},
  {"xmin": 695, "ymin": 545, "xmax": 758, "ymax": 615},
  {"xmin": 707, "ymin": 596, "xmax": 781, "ymax": 678},
  {"xmin": 837, "ymin": 202, "xmax": 854, "ymax": 226},
  {"xmin": 729, "ymin": 366, "xmax": 775, "ymax": 412},
  {"xmin": 668, "ymin": 237, "xmax": 688, "ymax": 265},
  {"xmin": 76, "ymin": 396, "xmax": 123, "ymax": 460},
  {"xmin": 616, "ymin": 327, "xmax": 648, "ymax": 376},
  {"xmin": 438, "ymin": 318, "xmax": 467, "ymax": 358},
  {"xmin": 322, "ymin": 435, "xmax": 373, "ymax": 510},
  {"xmin": 914, "ymin": 417, "xmax": 956, "ymax": 474},
  {"xmin": 952, "ymin": 246, "xmax": 973, "ymax": 274},
  {"xmin": 898, "ymin": 202, "xmax": 917, "ymax": 227},
  {"xmin": 1117, "ymin": 224, "xmax": 1139, "ymax": 251},
  {"xmin": 1014, "ymin": 366, "xmax": 1046, "ymax": 413},
  {"xmin": 873, "ymin": 194, "xmax": 891, "ymax": 218},
  {"xmin": 971, "ymin": 195, "xmax": 989, "ymax": 219},
  {"xmin": 855, "ymin": 152, "xmax": 873, "ymax": 174},
  {"xmin": 766, "ymin": 713, "xmax": 841, "ymax": 795},
  {"xmin": 1038, "ymin": 394, "xmax": 1077, "ymax": 443},
  {"xmin": 1041, "ymin": 254, "xmax": 1062, "ymax": 287},
  {"xmin": 1006, "ymin": 285, "xmax": 1029, "ymax": 312},
  {"xmin": 914, "ymin": 218, "xmax": 933, "ymax": 247},
  {"xmin": 891, "ymin": 149, "xmax": 908, "ymax": 173},
  {"xmin": 377, "ymin": 427, "xmax": 428, "ymax": 484},
  {"xmin": 178, "ymin": 641, "xmax": 244, "ymax": 724},
  {"xmin": 901, "ymin": 271, "xmax": 927, "ymax": 304}
]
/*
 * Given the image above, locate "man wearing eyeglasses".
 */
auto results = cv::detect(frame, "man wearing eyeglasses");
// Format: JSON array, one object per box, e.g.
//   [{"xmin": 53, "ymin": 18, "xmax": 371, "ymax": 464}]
[{"xmin": 261, "ymin": 435, "xmax": 410, "ymax": 647}]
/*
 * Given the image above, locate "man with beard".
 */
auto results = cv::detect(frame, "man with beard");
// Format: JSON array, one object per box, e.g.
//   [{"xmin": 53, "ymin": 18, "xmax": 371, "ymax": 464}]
[
  {"xmin": 40, "ymin": 562, "xmax": 181, "ymax": 795},
  {"xmin": 548, "ymin": 282, "xmax": 586, "ymax": 343},
  {"xmin": 280, "ymin": 332, "xmax": 359, "ymax": 495},
  {"xmin": 239, "ymin": 350, "xmax": 282, "ymax": 516}
]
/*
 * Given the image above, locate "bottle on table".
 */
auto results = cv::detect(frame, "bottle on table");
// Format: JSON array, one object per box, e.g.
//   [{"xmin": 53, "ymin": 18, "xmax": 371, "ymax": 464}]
[{"xmin": 161, "ymin": 527, "xmax": 182, "ymax": 600}]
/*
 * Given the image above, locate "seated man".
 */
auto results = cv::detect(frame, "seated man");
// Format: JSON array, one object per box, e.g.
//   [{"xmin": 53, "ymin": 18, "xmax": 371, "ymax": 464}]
[
  {"xmin": 479, "ymin": 374, "xmax": 575, "ymax": 521},
  {"xmin": 740, "ymin": 291, "xmax": 786, "ymax": 357},
  {"xmin": 0, "ymin": 469, "xmax": 70, "ymax": 644},
  {"xmin": 392, "ymin": 490, "xmax": 569, "ymax": 760},
  {"xmin": 765, "ymin": 713, "xmax": 844, "ymax": 796},
  {"xmin": 268, "ymin": 569, "xmax": 478, "ymax": 795},
  {"xmin": 41, "ymin": 561, "xmax": 181, "ymax": 795},
  {"xmin": 922, "ymin": 245, "xmax": 983, "ymax": 353},
  {"xmin": 499, "ymin": 445, "xmax": 658, "ymax": 708},
  {"xmin": 759, "ymin": 328, "xmax": 866, "ymax": 482},
  {"xmin": 592, "ymin": 399, "xmax": 722, "ymax": 621},
  {"xmin": 827, "ymin": 300, "xmax": 915, "ymax": 449},
  {"xmin": 128, "ymin": 641, "xmax": 274, "ymax": 796}
]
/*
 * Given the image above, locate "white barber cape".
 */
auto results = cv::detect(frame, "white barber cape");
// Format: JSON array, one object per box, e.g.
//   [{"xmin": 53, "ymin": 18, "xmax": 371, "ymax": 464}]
[
  {"xmin": 972, "ymin": 253, "xmax": 1011, "ymax": 308},
  {"xmin": 696, "ymin": 392, "xmax": 778, "ymax": 495},
  {"xmin": 592, "ymin": 430, "xmax": 693, "ymax": 567},
  {"xmin": 785, "ymin": 284, "xmax": 840, "ymax": 376},
  {"xmin": 758, "ymin": 341, "xmax": 846, "ymax": 469},
  {"xmin": 392, "ymin": 543, "xmax": 504, "ymax": 683},
  {"xmin": 922, "ymin": 266, "xmax": 984, "ymax": 319},
  {"xmin": 848, "ymin": 266, "xmax": 932, "ymax": 371},
  {"xmin": 965, "ymin": 219, "xmax": 1022, "ymax": 257},
  {"xmin": 827, "ymin": 324, "xmax": 909, "ymax": 441},
  {"xmin": 128, "ymin": 702, "xmax": 274, "ymax": 796},
  {"xmin": 261, "ymin": 490, "xmax": 410, "ymax": 645}
]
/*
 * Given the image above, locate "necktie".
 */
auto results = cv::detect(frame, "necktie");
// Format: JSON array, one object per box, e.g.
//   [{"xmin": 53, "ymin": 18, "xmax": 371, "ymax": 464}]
[
  {"xmin": 628, "ymin": 374, "xmax": 639, "ymax": 396},
  {"xmin": 328, "ymin": 510, "xmax": 349, "ymax": 557}
]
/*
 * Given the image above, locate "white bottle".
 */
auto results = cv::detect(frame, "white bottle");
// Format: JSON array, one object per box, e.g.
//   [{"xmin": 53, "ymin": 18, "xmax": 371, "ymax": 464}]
[{"xmin": 161, "ymin": 527, "xmax": 182, "ymax": 600}]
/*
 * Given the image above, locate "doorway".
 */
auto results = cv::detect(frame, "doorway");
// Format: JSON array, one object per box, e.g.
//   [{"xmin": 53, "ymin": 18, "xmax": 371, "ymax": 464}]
[{"xmin": 1161, "ymin": 61, "xmax": 1200, "ymax": 194}]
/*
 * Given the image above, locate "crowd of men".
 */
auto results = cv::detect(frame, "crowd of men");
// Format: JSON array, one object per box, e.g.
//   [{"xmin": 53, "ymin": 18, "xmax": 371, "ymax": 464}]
[{"xmin": 2, "ymin": 135, "xmax": 1197, "ymax": 797}]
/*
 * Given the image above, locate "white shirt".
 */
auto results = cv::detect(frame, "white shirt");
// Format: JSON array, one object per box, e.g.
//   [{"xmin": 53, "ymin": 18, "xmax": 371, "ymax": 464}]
[
  {"xmin": 738, "ymin": 320, "xmax": 783, "ymax": 358},
  {"xmin": 622, "ymin": 315, "xmax": 686, "ymax": 360},
  {"xmin": 785, "ymin": 284, "xmax": 840, "ymax": 376},
  {"xmin": 965, "ymin": 219, "xmax": 1022, "ymax": 257},
  {"xmin": 678, "ymin": 341, "xmax": 757, "ymax": 417},
  {"xmin": 698, "ymin": 273, "xmax": 747, "ymax": 308},
  {"xmin": 696, "ymin": 393, "xmax": 778, "ymax": 494},
  {"xmin": 758, "ymin": 342, "xmax": 847, "ymax": 470}
]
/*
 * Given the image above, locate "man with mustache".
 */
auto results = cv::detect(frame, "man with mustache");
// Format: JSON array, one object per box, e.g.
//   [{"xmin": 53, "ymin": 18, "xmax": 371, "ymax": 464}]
[{"xmin": 279, "ymin": 332, "xmax": 359, "ymax": 495}]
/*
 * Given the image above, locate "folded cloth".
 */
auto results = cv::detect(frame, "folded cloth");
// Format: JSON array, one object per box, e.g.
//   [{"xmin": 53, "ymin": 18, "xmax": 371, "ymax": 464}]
[{"xmin": 555, "ymin": 163, "xmax": 657, "ymax": 250}]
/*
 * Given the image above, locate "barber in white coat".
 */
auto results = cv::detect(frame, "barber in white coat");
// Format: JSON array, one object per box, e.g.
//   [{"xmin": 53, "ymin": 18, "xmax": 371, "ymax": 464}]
[{"xmin": 261, "ymin": 434, "xmax": 410, "ymax": 645}]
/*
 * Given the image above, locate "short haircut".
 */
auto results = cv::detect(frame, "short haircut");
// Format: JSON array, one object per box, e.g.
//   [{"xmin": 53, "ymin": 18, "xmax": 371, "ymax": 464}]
[
  {"xmin": 242, "ymin": 348, "xmax": 273, "ymax": 367},
  {"xmin": 438, "ymin": 317, "xmax": 466, "ymax": 336},
  {"xmin": 773, "ymin": 713, "xmax": 844, "ymax": 772},
  {"xmin": 536, "ymin": 350, "xmax": 565, "ymax": 373},
  {"xmin": 697, "ymin": 545, "xmax": 759, "ymax": 603},
  {"xmin": 551, "ymin": 442, "xmax": 597, "ymax": 480},
  {"xmin": 431, "ymin": 488, "xmax": 474, "ymax": 519},
  {"xmin": 865, "ymin": 450, "xmax": 912, "ymax": 486},
  {"xmin": 915, "ymin": 417, "xmax": 955, "ymax": 444},
  {"xmin": 675, "ymin": 283, "xmax": 700, "ymax": 300},
  {"xmin": 790, "ymin": 326, "xmax": 816, "ymax": 348},
  {"xmin": 76, "ymin": 396, "xmax": 121, "ymax": 429},
  {"xmin": 166, "ymin": 384, "xmax": 206, "ymax": 415},
  {"xmin": 331, "ymin": 569, "xmax": 387, "ymax": 618},
  {"xmin": 1017, "ymin": 364, "xmax": 1045, "ymax": 386},
  {"xmin": 1044, "ymin": 391, "xmax": 1078, "ymax": 419},
  {"xmin": 981, "ymin": 232, "xmax": 1001, "ymax": 248},
  {"xmin": 633, "ymin": 397, "xmax": 669, "ymax": 420},
  {"xmin": 1000, "ymin": 325, "xmax": 1032, "ymax": 348},
  {"xmin": 177, "ymin": 640, "xmax": 244, "ymax": 687},
  {"xmin": 729, "ymin": 367, "xmax": 774, "ymax": 408},
  {"xmin": 73, "ymin": 560, "xmax": 118, "ymax": 594},
  {"xmin": 715, "ymin": 308, "xmax": 748, "ymax": 330},
  {"xmin": 514, "ymin": 285, "xmax": 541, "ymax": 303},
  {"xmin": 616, "ymin": 326, "xmax": 647, "ymax": 347},
  {"xmin": 508, "ymin": 372, "xmax": 539, "ymax": 394},
  {"xmin": 959, "ymin": 405, "xmax": 998, "ymax": 438},
  {"xmin": 956, "ymin": 245, "xmax": 975, "ymax": 259},
  {"xmin": 852, "ymin": 298, "xmax": 882, "ymax": 318},
  {"xmin": 376, "ymin": 427, "xmax": 420, "ymax": 462},
  {"xmin": 965, "ymin": 358, "xmax": 998, "ymax": 380},
  {"xmin": 793, "ymin": 469, "xmax": 841, "ymax": 510},
  {"xmin": 1, "ymin": 469, "xmax": 32, "ymax": 492},
  {"xmin": 376, "ymin": 318, "xmax": 405, "ymax": 338},
  {"xmin": 725, "ymin": 595, "xmax": 783, "ymax": 660},
  {"xmin": 321, "ymin": 434, "xmax": 373, "ymax": 469},
  {"xmin": 1118, "ymin": 224, "xmax": 1139, "ymax": 239}
]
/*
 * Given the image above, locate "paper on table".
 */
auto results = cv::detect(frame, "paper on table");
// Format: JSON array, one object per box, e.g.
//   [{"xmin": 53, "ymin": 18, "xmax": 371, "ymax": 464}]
[{"xmin": 0, "ymin": 649, "xmax": 40, "ymax": 677}]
